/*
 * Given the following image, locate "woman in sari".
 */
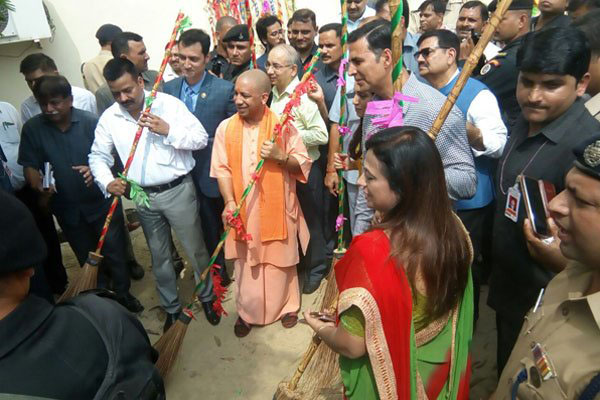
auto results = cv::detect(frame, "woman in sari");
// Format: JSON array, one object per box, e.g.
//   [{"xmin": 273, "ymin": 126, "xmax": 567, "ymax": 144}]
[{"xmin": 304, "ymin": 126, "xmax": 474, "ymax": 399}]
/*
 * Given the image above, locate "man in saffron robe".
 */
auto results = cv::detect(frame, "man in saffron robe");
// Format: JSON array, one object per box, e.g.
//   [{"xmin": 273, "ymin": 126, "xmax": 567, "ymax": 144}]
[{"xmin": 210, "ymin": 70, "xmax": 311, "ymax": 337}]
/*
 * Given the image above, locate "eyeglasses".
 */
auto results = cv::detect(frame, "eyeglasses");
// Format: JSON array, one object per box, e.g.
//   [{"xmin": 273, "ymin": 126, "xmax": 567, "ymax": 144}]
[
  {"xmin": 268, "ymin": 29, "xmax": 284, "ymax": 38},
  {"xmin": 265, "ymin": 62, "xmax": 292, "ymax": 71},
  {"xmin": 414, "ymin": 46, "xmax": 449, "ymax": 59}
]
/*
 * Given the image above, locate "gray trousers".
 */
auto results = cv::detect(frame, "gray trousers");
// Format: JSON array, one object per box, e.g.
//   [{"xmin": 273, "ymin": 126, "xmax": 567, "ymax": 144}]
[{"xmin": 137, "ymin": 175, "xmax": 212, "ymax": 313}]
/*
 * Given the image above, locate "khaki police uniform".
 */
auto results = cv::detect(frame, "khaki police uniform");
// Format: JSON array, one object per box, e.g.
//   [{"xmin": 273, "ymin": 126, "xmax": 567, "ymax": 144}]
[
  {"xmin": 494, "ymin": 262, "xmax": 600, "ymax": 399},
  {"xmin": 586, "ymin": 93, "xmax": 600, "ymax": 123}
]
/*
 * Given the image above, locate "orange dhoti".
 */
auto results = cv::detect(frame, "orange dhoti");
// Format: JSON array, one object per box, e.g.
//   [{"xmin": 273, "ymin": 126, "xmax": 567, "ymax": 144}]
[
  {"xmin": 234, "ymin": 260, "xmax": 300, "ymax": 325},
  {"xmin": 210, "ymin": 110, "xmax": 312, "ymax": 326}
]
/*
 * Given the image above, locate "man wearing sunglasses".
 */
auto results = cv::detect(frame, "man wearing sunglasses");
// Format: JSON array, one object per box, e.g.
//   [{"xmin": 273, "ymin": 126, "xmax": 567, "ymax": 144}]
[{"xmin": 417, "ymin": 29, "xmax": 507, "ymax": 323}]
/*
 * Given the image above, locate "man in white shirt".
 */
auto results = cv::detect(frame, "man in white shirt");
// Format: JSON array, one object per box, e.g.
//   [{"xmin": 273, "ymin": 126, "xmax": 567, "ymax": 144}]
[
  {"xmin": 417, "ymin": 29, "xmax": 507, "ymax": 320},
  {"xmin": 88, "ymin": 58, "xmax": 218, "ymax": 332},
  {"xmin": 19, "ymin": 53, "xmax": 97, "ymax": 123},
  {"xmin": 266, "ymin": 44, "xmax": 329, "ymax": 294},
  {"xmin": 0, "ymin": 102, "xmax": 25, "ymax": 191},
  {"xmin": 347, "ymin": 0, "xmax": 377, "ymax": 33}
]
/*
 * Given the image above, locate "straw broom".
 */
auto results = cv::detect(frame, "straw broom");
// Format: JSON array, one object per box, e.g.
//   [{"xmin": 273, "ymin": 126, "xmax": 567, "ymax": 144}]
[
  {"xmin": 58, "ymin": 12, "xmax": 188, "ymax": 302},
  {"xmin": 275, "ymin": 0, "xmax": 516, "ymax": 396},
  {"xmin": 154, "ymin": 51, "xmax": 323, "ymax": 379}
]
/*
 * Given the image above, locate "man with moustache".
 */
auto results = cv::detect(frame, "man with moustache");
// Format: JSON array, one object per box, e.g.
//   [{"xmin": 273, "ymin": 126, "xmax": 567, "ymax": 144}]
[
  {"xmin": 488, "ymin": 27, "xmax": 600, "ymax": 373},
  {"xmin": 164, "ymin": 28, "xmax": 236, "ymax": 287},
  {"xmin": 89, "ymin": 58, "xmax": 216, "ymax": 332},
  {"xmin": 256, "ymin": 15, "xmax": 286, "ymax": 71},
  {"xmin": 267, "ymin": 44, "xmax": 329, "ymax": 295},
  {"xmin": 95, "ymin": 32, "xmax": 161, "ymax": 114},
  {"xmin": 493, "ymin": 134, "xmax": 600, "ymax": 398},
  {"xmin": 222, "ymin": 25, "xmax": 253, "ymax": 84},
  {"xmin": 210, "ymin": 69, "xmax": 311, "ymax": 337},
  {"xmin": 455, "ymin": 1, "xmax": 501, "ymax": 69},
  {"xmin": 347, "ymin": 0, "xmax": 377, "ymax": 32},
  {"xmin": 18, "ymin": 75, "xmax": 141, "ymax": 312},
  {"xmin": 348, "ymin": 18, "xmax": 476, "ymax": 234},
  {"xmin": 207, "ymin": 16, "xmax": 237, "ymax": 78},
  {"xmin": 476, "ymin": 0, "xmax": 532, "ymax": 132},
  {"xmin": 163, "ymin": 42, "xmax": 182, "ymax": 82}
]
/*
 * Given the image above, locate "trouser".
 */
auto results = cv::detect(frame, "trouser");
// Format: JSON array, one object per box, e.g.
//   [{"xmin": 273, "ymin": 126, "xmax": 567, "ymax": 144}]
[
  {"xmin": 496, "ymin": 311, "xmax": 526, "ymax": 377},
  {"xmin": 296, "ymin": 162, "xmax": 327, "ymax": 285},
  {"xmin": 346, "ymin": 181, "xmax": 359, "ymax": 236},
  {"xmin": 58, "ymin": 201, "xmax": 130, "ymax": 296},
  {"xmin": 457, "ymin": 203, "xmax": 495, "ymax": 323},
  {"xmin": 196, "ymin": 189, "xmax": 226, "ymax": 270},
  {"xmin": 354, "ymin": 185, "xmax": 374, "ymax": 235},
  {"xmin": 15, "ymin": 186, "xmax": 68, "ymax": 294},
  {"xmin": 137, "ymin": 176, "xmax": 212, "ymax": 314}
]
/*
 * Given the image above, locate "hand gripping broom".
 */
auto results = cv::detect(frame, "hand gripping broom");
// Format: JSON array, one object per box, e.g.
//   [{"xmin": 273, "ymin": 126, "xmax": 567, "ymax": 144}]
[
  {"xmin": 153, "ymin": 51, "xmax": 323, "ymax": 379},
  {"xmin": 58, "ymin": 12, "xmax": 191, "ymax": 302}
]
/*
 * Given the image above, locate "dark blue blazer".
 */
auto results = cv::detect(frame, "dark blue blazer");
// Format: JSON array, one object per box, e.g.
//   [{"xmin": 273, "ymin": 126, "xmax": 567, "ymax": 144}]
[{"xmin": 164, "ymin": 73, "xmax": 236, "ymax": 197}]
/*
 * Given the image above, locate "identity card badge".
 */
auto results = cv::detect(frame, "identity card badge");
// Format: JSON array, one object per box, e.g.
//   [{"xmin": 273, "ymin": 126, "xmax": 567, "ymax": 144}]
[{"xmin": 505, "ymin": 184, "xmax": 520, "ymax": 222}]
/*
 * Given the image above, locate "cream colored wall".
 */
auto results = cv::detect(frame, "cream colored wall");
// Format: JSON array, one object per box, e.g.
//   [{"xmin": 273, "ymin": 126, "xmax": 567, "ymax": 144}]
[{"xmin": 0, "ymin": 0, "xmax": 341, "ymax": 114}]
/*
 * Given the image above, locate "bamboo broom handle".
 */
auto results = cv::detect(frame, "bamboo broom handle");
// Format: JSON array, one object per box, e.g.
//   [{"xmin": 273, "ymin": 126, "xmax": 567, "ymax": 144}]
[
  {"xmin": 428, "ymin": 0, "xmax": 515, "ymax": 139},
  {"xmin": 389, "ymin": 0, "xmax": 404, "ymax": 93}
]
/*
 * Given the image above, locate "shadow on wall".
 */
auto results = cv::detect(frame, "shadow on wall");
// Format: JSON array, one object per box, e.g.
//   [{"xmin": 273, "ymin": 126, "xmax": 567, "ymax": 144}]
[{"xmin": 0, "ymin": 1, "xmax": 83, "ymax": 111}]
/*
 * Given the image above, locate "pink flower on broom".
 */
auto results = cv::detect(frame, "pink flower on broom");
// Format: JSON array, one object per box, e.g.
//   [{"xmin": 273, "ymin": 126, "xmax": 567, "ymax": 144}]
[
  {"xmin": 335, "ymin": 214, "xmax": 347, "ymax": 232},
  {"xmin": 251, "ymin": 172, "xmax": 260, "ymax": 183},
  {"xmin": 226, "ymin": 209, "xmax": 252, "ymax": 242},
  {"xmin": 338, "ymin": 125, "xmax": 351, "ymax": 136},
  {"xmin": 211, "ymin": 265, "xmax": 228, "ymax": 316},
  {"xmin": 182, "ymin": 307, "xmax": 196, "ymax": 320}
]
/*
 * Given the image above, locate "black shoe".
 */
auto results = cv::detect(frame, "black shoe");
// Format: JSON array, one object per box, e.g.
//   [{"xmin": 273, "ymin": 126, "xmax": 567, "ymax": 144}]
[
  {"xmin": 174, "ymin": 258, "xmax": 184, "ymax": 278},
  {"xmin": 201, "ymin": 299, "xmax": 221, "ymax": 326},
  {"xmin": 128, "ymin": 261, "xmax": 145, "ymax": 280},
  {"xmin": 302, "ymin": 279, "xmax": 322, "ymax": 294},
  {"xmin": 163, "ymin": 311, "xmax": 180, "ymax": 333},
  {"xmin": 117, "ymin": 293, "xmax": 144, "ymax": 313}
]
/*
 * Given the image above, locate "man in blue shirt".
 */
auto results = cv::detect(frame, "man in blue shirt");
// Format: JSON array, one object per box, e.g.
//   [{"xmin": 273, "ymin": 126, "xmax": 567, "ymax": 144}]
[{"xmin": 164, "ymin": 29, "xmax": 236, "ymax": 296}]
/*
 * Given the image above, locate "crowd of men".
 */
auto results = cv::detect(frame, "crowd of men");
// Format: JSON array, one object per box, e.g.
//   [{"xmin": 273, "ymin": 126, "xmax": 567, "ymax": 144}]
[{"xmin": 1, "ymin": 0, "xmax": 600, "ymax": 397}]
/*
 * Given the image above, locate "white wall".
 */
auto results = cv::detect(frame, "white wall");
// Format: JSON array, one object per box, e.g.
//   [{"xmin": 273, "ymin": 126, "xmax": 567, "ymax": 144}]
[{"xmin": 0, "ymin": 0, "xmax": 341, "ymax": 113}]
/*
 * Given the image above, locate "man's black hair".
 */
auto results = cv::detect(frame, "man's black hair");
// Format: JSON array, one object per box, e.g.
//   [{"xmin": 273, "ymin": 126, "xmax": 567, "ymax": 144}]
[
  {"xmin": 178, "ymin": 29, "xmax": 211, "ymax": 56},
  {"xmin": 417, "ymin": 29, "xmax": 461, "ymax": 64},
  {"xmin": 460, "ymin": 0, "xmax": 489, "ymax": 21},
  {"xmin": 33, "ymin": 75, "xmax": 72, "ymax": 100},
  {"xmin": 319, "ymin": 23, "xmax": 343, "ymax": 37},
  {"xmin": 103, "ymin": 58, "xmax": 141, "ymax": 82},
  {"xmin": 567, "ymin": 0, "xmax": 600, "ymax": 11},
  {"xmin": 19, "ymin": 53, "xmax": 57, "ymax": 74},
  {"xmin": 291, "ymin": 8, "xmax": 317, "ymax": 27},
  {"xmin": 419, "ymin": 0, "xmax": 446, "ymax": 14},
  {"xmin": 517, "ymin": 27, "xmax": 591, "ymax": 81},
  {"xmin": 375, "ymin": 0, "xmax": 388, "ymax": 12},
  {"xmin": 256, "ymin": 15, "xmax": 282, "ymax": 46},
  {"xmin": 362, "ymin": 0, "xmax": 409, "ymax": 28},
  {"xmin": 111, "ymin": 32, "xmax": 144, "ymax": 58},
  {"xmin": 573, "ymin": 9, "xmax": 600, "ymax": 57},
  {"xmin": 348, "ymin": 19, "xmax": 390, "ymax": 56}
]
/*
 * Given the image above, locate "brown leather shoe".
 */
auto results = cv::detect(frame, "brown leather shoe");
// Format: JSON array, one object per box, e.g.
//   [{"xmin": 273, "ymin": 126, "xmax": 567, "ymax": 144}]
[
  {"xmin": 234, "ymin": 317, "xmax": 252, "ymax": 337},
  {"xmin": 281, "ymin": 312, "xmax": 298, "ymax": 328}
]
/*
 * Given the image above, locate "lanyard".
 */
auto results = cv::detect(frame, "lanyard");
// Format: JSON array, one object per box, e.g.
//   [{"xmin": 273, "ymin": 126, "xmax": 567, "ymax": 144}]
[{"xmin": 499, "ymin": 136, "xmax": 547, "ymax": 195}]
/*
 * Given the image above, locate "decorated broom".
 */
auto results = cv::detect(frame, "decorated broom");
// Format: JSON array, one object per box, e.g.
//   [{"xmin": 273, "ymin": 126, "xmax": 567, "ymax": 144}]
[
  {"xmin": 274, "ymin": 2, "xmax": 351, "ymax": 399},
  {"xmin": 153, "ymin": 51, "xmax": 323, "ymax": 379},
  {"xmin": 57, "ymin": 12, "xmax": 190, "ymax": 302},
  {"xmin": 245, "ymin": 0, "xmax": 258, "ymax": 68},
  {"xmin": 428, "ymin": 0, "xmax": 514, "ymax": 140}
]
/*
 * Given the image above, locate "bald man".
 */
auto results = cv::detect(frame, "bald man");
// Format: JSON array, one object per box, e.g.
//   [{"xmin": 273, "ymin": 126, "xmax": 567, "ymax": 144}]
[
  {"xmin": 207, "ymin": 16, "xmax": 237, "ymax": 78},
  {"xmin": 210, "ymin": 70, "xmax": 312, "ymax": 337}
]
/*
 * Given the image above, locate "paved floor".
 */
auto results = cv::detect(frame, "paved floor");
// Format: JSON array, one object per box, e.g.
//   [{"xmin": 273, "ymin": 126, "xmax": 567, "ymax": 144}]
[{"xmin": 61, "ymin": 227, "xmax": 499, "ymax": 399}]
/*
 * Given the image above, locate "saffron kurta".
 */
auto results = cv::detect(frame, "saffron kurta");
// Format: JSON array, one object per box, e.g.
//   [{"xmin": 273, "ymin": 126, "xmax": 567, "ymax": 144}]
[{"xmin": 210, "ymin": 110, "xmax": 312, "ymax": 325}]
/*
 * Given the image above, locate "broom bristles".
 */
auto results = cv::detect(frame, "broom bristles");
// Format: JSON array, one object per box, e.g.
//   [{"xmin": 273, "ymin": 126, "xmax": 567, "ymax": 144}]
[
  {"xmin": 275, "ymin": 252, "xmax": 345, "ymax": 399},
  {"xmin": 154, "ymin": 312, "xmax": 192, "ymax": 378},
  {"xmin": 58, "ymin": 251, "xmax": 102, "ymax": 302}
]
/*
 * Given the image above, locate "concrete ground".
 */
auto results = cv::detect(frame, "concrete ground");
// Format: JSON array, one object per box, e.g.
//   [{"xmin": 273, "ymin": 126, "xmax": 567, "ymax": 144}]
[{"xmin": 61, "ymin": 225, "xmax": 499, "ymax": 400}]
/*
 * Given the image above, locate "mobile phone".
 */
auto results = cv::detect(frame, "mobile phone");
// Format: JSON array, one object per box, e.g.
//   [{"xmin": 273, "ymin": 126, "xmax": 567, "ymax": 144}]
[
  {"xmin": 470, "ymin": 29, "xmax": 481, "ymax": 46},
  {"xmin": 519, "ymin": 175, "xmax": 555, "ymax": 237}
]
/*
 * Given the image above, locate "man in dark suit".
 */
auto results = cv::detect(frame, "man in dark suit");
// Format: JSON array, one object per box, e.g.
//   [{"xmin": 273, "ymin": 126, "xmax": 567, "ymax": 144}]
[{"xmin": 164, "ymin": 29, "xmax": 236, "ymax": 277}]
